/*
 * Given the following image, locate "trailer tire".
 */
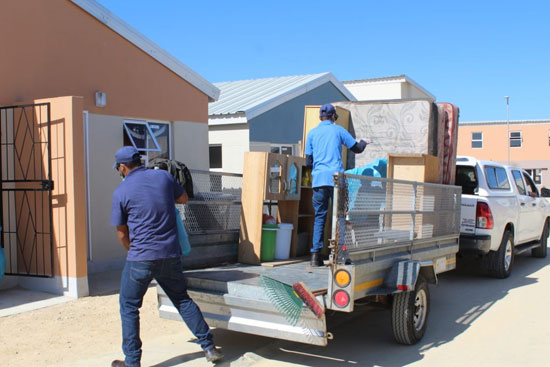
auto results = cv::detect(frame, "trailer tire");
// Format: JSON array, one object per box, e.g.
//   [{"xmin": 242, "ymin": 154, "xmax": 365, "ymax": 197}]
[
  {"xmin": 484, "ymin": 230, "xmax": 513, "ymax": 278},
  {"xmin": 532, "ymin": 220, "xmax": 548, "ymax": 258},
  {"xmin": 391, "ymin": 278, "xmax": 430, "ymax": 345}
]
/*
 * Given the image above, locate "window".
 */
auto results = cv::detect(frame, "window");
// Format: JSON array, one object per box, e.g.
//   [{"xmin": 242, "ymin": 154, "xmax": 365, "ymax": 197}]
[
  {"xmin": 510, "ymin": 131, "xmax": 522, "ymax": 147},
  {"xmin": 525, "ymin": 168, "xmax": 542, "ymax": 185},
  {"xmin": 123, "ymin": 120, "xmax": 170, "ymax": 164},
  {"xmin": 209, "ymin": 145, "xmax": 222, "ymax": 169},
  {"xmin": 471, "ymin": 132, "xmax": 483, "ymax": 148},
  {"xmin": 523, "ymin": 172, "xmax": 539, "ymax": 197},
  {"xmin": 485, "ymin": 166, "xmax": 510, "ymax": 190},
  {"xmin": 270, "ymin": 145, "xmax": 293, "ymax": 155},
  {"xmin": 455, "ymin": 165, "xmax": 478, "ymax": 195},
  {"xmin": 511, "ymin": 170, "xmax": 526, "ymax": 196}
]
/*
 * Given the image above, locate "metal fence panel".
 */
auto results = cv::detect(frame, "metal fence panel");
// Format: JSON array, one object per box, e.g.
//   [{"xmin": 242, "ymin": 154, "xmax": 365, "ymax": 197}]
[
  {"xmin": 179, "ymin": 170, "xmax": 242, "ymax": 234},
  {"xmin": 335, "ymin": 173, "xmax": 461, "ymax": 252}
]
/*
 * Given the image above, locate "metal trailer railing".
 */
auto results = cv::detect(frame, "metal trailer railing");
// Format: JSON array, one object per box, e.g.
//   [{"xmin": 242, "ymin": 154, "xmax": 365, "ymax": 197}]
[
  {"xmin": 178, "ymin": 169, "xmax": 242, "ymax": 235},
  {"xmin": 332, "ymin": 172, "xmax": 461, "ymax": 263}
]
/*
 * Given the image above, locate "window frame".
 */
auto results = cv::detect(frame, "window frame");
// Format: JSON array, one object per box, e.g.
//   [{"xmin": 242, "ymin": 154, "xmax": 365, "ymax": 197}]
[
  {"xmin": 123, "ymin": 119, "xmax": 171, "ymax": 165},
  {"xmin": 270, "ymin": 144, "xmax": 293, "ymax": 155},
  {"xmin": 509, "ymin": 131, "xmax": 522, "ymax": 148},
  {"xmin": 471, "ymin": 132, "xmax": 483, "ymax": 149},
  {"xmin": 511, "ymin": 170, "xmax": 527, "ymax": 196},
  {"xmin": 525, "ymin": 168, "xmax": 542, "ymax": 185}
]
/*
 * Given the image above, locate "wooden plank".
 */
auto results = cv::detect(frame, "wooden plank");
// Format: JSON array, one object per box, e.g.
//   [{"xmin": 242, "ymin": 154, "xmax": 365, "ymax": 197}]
[
  {"xmin": 387, "ymin": 154, "xmax": 439, "ymax": 183},
  {"xmin": 260, "ymin": 256, "xmax": 309, "ymax": 267},
  {"xmin": 239, "ymin": 152, "xmax": 268, "ymax": 265}
]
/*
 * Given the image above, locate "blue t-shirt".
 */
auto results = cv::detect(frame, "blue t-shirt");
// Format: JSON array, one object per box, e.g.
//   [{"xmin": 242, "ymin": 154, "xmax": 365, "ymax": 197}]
[
  {"xmin": 305, "ymin": 121, "xmax": 357, "ymax": 188},
  {"xmin": 110, "ymin": 166, "xmax": 185, "ymax": 261}
]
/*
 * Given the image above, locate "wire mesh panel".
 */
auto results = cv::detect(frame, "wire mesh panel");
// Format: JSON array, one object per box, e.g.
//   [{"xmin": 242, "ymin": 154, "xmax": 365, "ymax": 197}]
[
  {"xmin": 179, "ymin": 170, "xmax": 242, "ymax": 234},
  {"xmin": 335, "ymin": 173, "xmax": 461, "ymax": 252}
]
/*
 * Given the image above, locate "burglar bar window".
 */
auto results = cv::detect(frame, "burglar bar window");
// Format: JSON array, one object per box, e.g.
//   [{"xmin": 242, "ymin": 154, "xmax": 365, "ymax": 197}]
[
  {"xmin": 510, "ymin": 131, "xmax": 522, "ymax": 147},
  {"xmin": 526, "ymin": 169, "xmax": 542, "ymax": 185},
  {"xmin": 270, "ymin": 145, "xmax": 293, "ymax": 155},
  {"xmin": 123, "ymin": 120, "xmax": 171, "ymax": 165},
  {"xmin": 209, "ymin": 145, "xmax": 222, "ymax": 169},
  {"xmin": 471, "ymin": 132, "xmax": 483, "ymax": 148}
]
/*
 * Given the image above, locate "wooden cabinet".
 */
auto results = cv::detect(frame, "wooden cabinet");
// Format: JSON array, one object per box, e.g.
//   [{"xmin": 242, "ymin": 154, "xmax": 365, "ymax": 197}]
[
  {"xmin": 239, "ymin": 152, "xmax": 306, "ymax": 264},
  {"xmin": 387, "ymin": 154, "xmax": 439, "ymax": 183}
]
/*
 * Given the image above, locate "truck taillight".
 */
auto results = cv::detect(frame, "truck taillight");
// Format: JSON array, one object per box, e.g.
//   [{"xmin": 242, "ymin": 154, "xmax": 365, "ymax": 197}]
[
  {"xmin": 333, "ymin": 290, "xmax": 350, "ymax": 308},
  {"xmin": 476, "ymin": 202, "xmax": 494, "ymax": 229}
]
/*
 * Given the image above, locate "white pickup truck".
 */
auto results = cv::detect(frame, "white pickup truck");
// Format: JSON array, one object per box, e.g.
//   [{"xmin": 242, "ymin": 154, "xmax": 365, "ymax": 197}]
[{"xmin": 455, "ymin": 156, "xmax": 550, "ymax": 278}]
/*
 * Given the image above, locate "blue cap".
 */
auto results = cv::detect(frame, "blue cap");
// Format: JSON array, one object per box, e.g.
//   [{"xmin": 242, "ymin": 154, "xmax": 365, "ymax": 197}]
[
  {"xmin": 113, "ymin": 146, "xmax": 140, "ymax": 169},
  {"xmin": 320, "ymin": 103, "xmax": 336, "ymax": 117}
]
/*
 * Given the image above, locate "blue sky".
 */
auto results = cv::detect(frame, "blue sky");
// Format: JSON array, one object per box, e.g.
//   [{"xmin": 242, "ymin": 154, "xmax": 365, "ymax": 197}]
[{"xmin": 96, "ymin": 0, "xmax": 549, "ymax": 122}]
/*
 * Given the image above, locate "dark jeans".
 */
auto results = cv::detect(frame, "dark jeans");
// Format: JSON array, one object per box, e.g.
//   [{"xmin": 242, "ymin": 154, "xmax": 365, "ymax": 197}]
[
  {"xmin": 312, "ymin": 186, "xmax": 334, "ymax": 253},
  {"xmin": 119, "ymin": 257, "xmax": 214, "ymax": 367}
]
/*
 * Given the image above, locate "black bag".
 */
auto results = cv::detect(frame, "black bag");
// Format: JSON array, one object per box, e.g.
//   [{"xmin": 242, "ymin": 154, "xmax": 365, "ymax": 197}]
[{"xmin": 147, "ymin": 158, "xmax": 194, "ymax": 199}]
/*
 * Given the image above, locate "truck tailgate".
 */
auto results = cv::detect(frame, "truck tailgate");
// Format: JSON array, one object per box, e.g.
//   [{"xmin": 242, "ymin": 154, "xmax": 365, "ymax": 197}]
[
  {"xmin": 157, "ymin": 261, "xmax": 330, "ymax": 346},
  {"xmin": 460, "ymin": 195, "xmax": 477, "ymax": 234}
]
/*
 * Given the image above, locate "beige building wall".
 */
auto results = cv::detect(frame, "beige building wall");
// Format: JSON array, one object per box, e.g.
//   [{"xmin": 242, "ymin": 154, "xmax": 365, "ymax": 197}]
[
  {"xmin": 0, "ymin": 0, "xmax": 209, "ymax": 124},
  {"xmin": 209, "ymin": 125, "xmax": 250, "ymax": 174},
  {"xmin": 173, "ymin": 121, "xmax": 210, "ymax": 170},
  {"xmin": 458, "ymin": 121, "xmax": 550, "ymax": 188}
]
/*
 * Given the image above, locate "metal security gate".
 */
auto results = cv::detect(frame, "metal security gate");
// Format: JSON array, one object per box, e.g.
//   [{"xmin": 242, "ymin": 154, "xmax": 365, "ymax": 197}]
[{"xmin": 0, "ymin": 103, "xmax": 53, "ymax": 277}]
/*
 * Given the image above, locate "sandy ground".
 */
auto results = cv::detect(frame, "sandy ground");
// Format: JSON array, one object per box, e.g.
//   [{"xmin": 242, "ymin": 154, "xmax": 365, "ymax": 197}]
[{"xmin": 0, "ymin": 286, "xmax": 201, "ymax": 367}]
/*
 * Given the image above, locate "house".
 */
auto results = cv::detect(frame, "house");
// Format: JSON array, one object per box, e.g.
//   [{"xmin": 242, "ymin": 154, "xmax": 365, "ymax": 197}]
[
  {"xmin": 343, "ymin": 75, "xmax": 435, "ymax": 102},
  {"xmin": 458, "ymin": 120, "xmax": 550, "ymax": 188},
  {"xmin": 0, "ymin": 0, "xmax": 219, "ymax": 297},
  {"xmin": 208, "ymin": 73, "xmax": 356, "ymax": 173}
]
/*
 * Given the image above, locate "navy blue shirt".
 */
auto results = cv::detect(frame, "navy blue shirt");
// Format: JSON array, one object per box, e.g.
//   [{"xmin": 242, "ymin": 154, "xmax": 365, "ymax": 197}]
[
  {"xmin": 305, "ymin": 121, "xmax": 357, "ymax": 188},
  {"xmin": 110, "ymin": 166, "xmax": 184, "ymax": 261}
]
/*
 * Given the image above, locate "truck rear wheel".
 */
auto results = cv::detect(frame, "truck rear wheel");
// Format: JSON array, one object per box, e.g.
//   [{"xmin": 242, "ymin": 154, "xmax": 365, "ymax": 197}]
[
  {"xmin": 532, "ymin": 220, "xmax": 548, "ymax": 258},
  {"xmin": 484, "ymin": 230, "xmax": 513, "ymax": 278},
  {"xmin": 391, "ymin": 278, "xmax": 429, "ymax": 345}
]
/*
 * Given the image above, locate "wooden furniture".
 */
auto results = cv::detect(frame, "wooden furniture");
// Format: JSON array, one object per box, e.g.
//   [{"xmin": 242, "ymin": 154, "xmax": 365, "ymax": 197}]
[
  {"xmin": 239, "ymin": 152, "xmax": 305, "ymax": 265},
  {"xmin": 387, "ymin": 154, "xmax": 439, "ymax": 183}
]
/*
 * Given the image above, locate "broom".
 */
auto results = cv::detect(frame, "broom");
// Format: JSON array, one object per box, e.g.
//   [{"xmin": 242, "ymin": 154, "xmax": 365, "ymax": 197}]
[{"xmin": 260, "ymin": 275, "xmax": 324, "ymax": 326}]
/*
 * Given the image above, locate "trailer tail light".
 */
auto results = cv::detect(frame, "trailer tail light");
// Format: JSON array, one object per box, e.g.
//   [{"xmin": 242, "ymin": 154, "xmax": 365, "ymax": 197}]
[
  {"xmin": 333, "ymin": 290, "xmax": 350, "ymax": 308},
  {"xmin": 334, "ymin": 270, "xmax": 351, "ymax": 287},
  {"xmin": 476, "ymin": 202, "xmax": 494, "ymax": 229}
]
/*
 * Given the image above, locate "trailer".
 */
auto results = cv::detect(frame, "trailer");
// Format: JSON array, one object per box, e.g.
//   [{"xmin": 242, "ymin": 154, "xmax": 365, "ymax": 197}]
[{"xmin": 158, "ymin": 170, "xmax": 461, "ymax": 345}]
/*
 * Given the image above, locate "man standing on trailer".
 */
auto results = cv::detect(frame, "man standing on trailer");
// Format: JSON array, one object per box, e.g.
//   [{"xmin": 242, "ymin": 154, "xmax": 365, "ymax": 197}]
[
  {"xmin": 305, "ymin": 104, "xmax": 368, "ymax": 267},
  {"xmin": 110, "ymin": 146, "xmax": 223, "ymax": 367}
]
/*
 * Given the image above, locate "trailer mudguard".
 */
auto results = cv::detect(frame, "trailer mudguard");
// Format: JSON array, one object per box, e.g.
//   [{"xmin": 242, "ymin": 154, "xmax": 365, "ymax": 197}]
[{"xmin": 384, "ymin": 260, "xmax": 437, "ymax": 293}]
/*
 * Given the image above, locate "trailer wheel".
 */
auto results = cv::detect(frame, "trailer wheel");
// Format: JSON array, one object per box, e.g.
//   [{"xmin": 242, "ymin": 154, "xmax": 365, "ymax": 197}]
[
  {"xmin": 484, "ymin": 230, "xmax": 513, "ymax": 278},
  {"xmin": 532, "ymin": 220, "xmax": 548, "ymax": 258},
  {"xmin": 391, "ymin": 278, "xmax": 430, "ymax": 345}
]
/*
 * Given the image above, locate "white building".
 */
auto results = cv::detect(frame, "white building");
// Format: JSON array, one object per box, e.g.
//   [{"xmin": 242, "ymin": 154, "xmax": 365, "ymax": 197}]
[{"xmin": 343, "ymin": 75, "xmax": 435, "ymax": 102}]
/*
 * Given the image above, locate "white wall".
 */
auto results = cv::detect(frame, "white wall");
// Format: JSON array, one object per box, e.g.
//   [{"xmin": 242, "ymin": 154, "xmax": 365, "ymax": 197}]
[
  {"xmin": 344, "ymin": 82, "xmax": 403, "ymax": 101},
  {"xmin": 209, "ymin": 124, "xmax": 249, "ymax": 174},
  {"xmin": 173, "ymin": 121, "xmax": 209, "ymax": 170},
  {"xmin": 401, "ymin": 83, "xmax": 435, "ymax": 101}
]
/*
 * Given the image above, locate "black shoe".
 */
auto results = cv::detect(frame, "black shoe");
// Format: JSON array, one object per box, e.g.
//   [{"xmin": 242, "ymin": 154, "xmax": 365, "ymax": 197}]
[
  {"xmin": 111, "ymin": 361, "xmax": 126, "ymax": 367},
  {"xmin": 310, "ymin": 252, "xmax": 324, "ymax": 267},
  {"xmin": 205, "ymin": 347, "xmax": 224, "ymax": 362}
]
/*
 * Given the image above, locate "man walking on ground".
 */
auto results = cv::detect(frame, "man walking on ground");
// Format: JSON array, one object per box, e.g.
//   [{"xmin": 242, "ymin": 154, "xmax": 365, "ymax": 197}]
[
  {"xmin": 305, "ymin": 104, "xmax": 368, "ymax": 267},
  {"xmin": 110, "ymin": 146, "xmax": 223, "ymax": 367}
]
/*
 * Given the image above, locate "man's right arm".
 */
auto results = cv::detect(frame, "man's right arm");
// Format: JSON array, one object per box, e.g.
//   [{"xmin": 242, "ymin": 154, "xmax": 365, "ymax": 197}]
[
  {"xmin": 176, "ymin": 192, "xmax": 188, "ymax": 204},
  {"xmin": 116, "ymin": 225, "xmax": 130, "ymax": 251}
]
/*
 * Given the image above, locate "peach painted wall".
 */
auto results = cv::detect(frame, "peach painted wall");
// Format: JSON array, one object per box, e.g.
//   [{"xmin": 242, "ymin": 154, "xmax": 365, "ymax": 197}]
[
  {"xmin": 0, "ymin": 0, "xmax": 208, "ymax": 123},
  {"xmin": 35, "ymin": 96, "xmax": 87, "ymax": 280},
  {"xmin": 458, "ymin": 123, "xmax": 550, "ymax": 162}
]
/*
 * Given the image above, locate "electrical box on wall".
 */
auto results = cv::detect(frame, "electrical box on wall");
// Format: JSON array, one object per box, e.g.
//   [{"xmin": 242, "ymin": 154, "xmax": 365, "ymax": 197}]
[{"xmin": 95, "ymin": 91, "xmax": 107, "ymax": 107}]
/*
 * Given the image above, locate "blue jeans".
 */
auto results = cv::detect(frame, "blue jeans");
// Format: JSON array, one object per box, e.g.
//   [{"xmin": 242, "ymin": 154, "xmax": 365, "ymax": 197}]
[
  {"xmin": 312, "ymin": 186, "xmax": 334, "ymax": 253},
  {"xmin": 119, "ymin": 257, "xmax": 214, "ymax": 367}
]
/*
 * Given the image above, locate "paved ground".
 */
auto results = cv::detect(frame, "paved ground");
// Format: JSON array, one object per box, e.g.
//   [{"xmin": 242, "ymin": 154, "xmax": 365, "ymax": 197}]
[{"xmin": 1, "ymin": 251, "xmax": 549, "ymax": 366}]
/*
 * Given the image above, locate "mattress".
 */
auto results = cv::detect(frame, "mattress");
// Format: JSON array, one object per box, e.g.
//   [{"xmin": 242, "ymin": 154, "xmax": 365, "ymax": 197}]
[
  {"xmin": 334, "ymin": 100, "xmax": 437, "ymax": 168},
  {"xmin": 436, "ymin": 103, "xmax": 460, "ymax": 185}
]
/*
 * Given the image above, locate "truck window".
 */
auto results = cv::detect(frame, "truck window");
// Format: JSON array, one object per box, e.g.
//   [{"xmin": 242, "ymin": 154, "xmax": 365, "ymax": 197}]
[
  {"xmin": 522, "ymin": 172, "xmax": 539, "ymax": 197},
  {"xmin": 456, "ymin": 166, "xmax": 478, "ymax": 195},
  {"xmin": 512, "ymin": 170, "xmax": 526, "ymax": 195},
  {"xmin": 485, "ymin": 166, "xmax": 510, "ymax": 190}
]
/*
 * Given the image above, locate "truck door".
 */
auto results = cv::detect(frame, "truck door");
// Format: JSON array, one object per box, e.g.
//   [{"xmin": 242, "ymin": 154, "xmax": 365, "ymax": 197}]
[
  {"xmin": 522, "ymin": 171, "xmax": 543, "ymax": 241},
  {"xmin": 511, "ymin": 170, "xmax": 532, "ymax": 243}
]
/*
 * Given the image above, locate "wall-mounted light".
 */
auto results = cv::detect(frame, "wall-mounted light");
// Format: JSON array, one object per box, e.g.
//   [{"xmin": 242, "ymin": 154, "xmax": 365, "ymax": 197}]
[{"xmin": 95, "ymin": 91, "xmax": 107, "ymax": 107}]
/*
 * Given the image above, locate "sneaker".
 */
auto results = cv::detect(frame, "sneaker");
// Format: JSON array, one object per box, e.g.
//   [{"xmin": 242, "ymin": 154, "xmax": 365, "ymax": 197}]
[{"xmin": 204, "ymin": 347, "xmax": 224, "ymax": 362}]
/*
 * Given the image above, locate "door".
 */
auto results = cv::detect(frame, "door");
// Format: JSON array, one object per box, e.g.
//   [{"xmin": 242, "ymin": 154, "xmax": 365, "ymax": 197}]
[
  {"xmin": 522, "ymin": 172, "xmax": 543, "ymax": 242},
  {"xmin": 511, "ymin": 169, "xmax": 532, "ymax": 243},
  {"xmin": 0, "ymin": 104, "xmax": 54, "ymax": 277}
]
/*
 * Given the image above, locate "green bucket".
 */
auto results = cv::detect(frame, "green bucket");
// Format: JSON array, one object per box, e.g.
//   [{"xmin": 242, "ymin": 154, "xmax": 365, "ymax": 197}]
[{"xmin": 260, "ymin": 224, "xmax": 278, "ymax": 262}]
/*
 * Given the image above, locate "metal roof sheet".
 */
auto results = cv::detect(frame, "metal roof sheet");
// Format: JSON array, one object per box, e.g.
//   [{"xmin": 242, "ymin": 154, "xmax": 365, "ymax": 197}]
[{"xmin": 209, "ymin": 72, "xmax": 355, "ymax": 120}]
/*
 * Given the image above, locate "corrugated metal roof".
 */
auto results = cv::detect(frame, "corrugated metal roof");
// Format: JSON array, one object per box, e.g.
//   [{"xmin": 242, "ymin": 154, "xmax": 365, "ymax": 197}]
[
  {"xmin": 343, "ymin": 75, "xmax": 406, "ymax": 84},
  {"xmin": 209, "ymin": 72, "xmax": 355, "ymax": 120}
]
